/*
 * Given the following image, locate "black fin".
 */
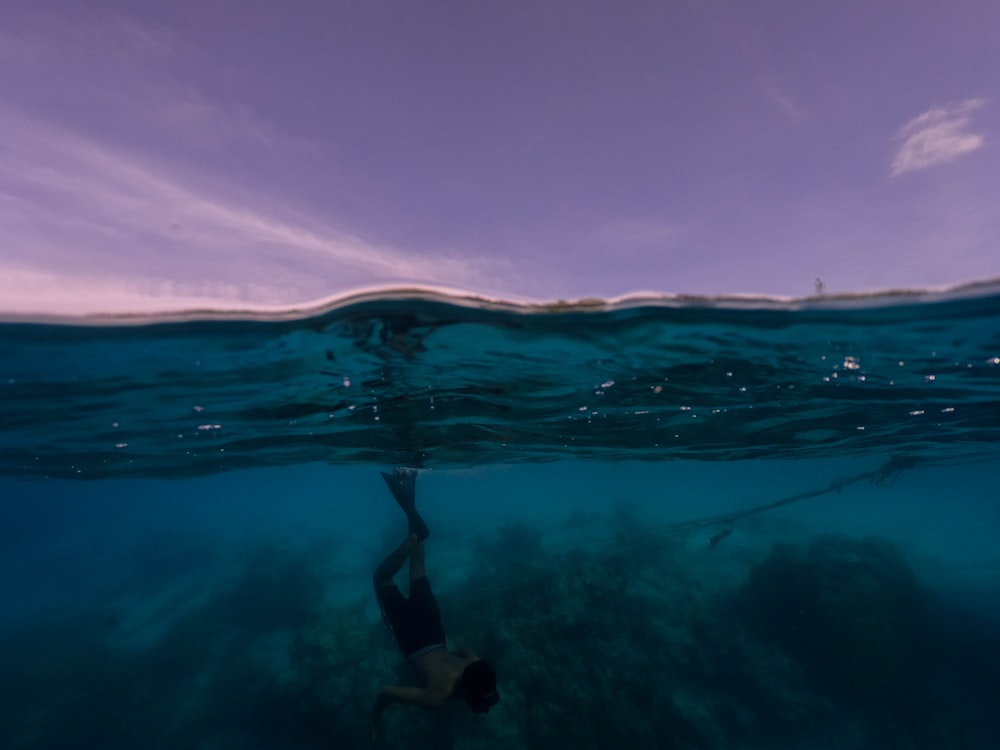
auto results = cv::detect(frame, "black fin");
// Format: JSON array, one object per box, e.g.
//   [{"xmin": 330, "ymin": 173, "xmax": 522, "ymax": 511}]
[{"xmin": 381, "ymin": 468, "xmax": 429, "ymax": 539}]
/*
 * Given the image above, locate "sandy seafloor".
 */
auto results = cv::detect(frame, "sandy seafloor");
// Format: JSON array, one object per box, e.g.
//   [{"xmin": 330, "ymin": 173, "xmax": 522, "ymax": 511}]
[{"xmin": 2, "ymin": 455, "xmax": 998, "ymax": 749}]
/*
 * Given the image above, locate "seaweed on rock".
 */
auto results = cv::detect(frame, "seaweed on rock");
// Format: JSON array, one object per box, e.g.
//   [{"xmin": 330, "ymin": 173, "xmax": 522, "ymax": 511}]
[
  {"xmin": 739, "ymin": 535, "xmax": 927, "ymax": 707},
  {"xmin": 2, "ymin": 529, "xmax": 996, "ymax": 749}
]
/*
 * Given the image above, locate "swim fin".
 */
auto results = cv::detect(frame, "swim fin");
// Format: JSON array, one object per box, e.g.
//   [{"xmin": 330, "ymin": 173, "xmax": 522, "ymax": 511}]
[{"xmin": 381, "ymin": 467, "xmax": 430, "ymax": 540}]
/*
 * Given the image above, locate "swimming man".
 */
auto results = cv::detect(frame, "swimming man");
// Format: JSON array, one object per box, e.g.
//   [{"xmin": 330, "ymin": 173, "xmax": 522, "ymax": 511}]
[{"xmin": 371, "ymin": 468, "xmax": 499, "ymax": 738}]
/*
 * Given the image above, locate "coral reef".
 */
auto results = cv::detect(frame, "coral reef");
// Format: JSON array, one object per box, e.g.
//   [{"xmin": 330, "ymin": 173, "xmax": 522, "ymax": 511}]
[
  {"xmin": 740, "ymin": 535, "xmax": 927, "ymax": 707},
  {"xmin": 0, "ymin": 528, "xmax": 997, "ymax": 749}
]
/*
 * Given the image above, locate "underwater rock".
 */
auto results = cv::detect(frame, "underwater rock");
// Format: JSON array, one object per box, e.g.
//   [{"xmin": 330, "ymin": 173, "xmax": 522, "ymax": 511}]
[
  {"xmin": 741, "ymin": 535, "xmax": 926, "ymax": 707},
  {"xmin": 10, "ymin": 524, "xmax": 988, "ymax": 750}
]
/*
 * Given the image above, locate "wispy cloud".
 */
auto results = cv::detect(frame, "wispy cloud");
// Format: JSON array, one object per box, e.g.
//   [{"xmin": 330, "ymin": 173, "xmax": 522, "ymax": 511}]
[
  {"xmin": 0, "ymin": 265, "xmax": 264, "ymax": 316},
  {"xmin": 0, "ymin": 14, "xmax": 308, "ymax": 154},
  {"xmin": 0, "ymin": 13, "xmax": 506, "ymax": 314},
  {"xmin": 759, "ymin": 81, "xmax": 805, "ymax": 121},
  {"xmin": 0, "ymin": 109, "xmax": 492, "ymax": 313},
  {"xmin": 890, "ymin": 98, "xmax": 988, "ymax": 177}
]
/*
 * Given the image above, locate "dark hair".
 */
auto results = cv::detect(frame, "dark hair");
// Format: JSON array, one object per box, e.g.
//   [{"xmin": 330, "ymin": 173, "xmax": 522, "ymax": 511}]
[{"xmin": 461, "ymin": 661, "xmax": 499, "ymax": 711}]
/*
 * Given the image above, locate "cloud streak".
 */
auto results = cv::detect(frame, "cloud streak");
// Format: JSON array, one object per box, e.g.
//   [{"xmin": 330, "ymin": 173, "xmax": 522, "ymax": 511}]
[
  {"xmin": 0, "ymin": 13, "xmax": 505, "ymax": 315},
  {"xmin": 0, "ymin": 15, "xmax": 301, "ymax": 154},
  {"xmin": 759, "ymin": 80, "xmax": 805, "ymax": 121},
  {"xmin": 0, "ymin": 108, "xmax": 496, "ymax": 314},
  {"xmin": 890, "ymin": 98, "xmax": 987, "ymax": 177}
]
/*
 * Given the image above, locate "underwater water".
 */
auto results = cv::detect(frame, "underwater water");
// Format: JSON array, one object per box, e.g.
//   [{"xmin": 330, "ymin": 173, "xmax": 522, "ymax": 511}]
[{"xmin": 1, "ymin": 285, "xmax": 999, "ymax": 749}]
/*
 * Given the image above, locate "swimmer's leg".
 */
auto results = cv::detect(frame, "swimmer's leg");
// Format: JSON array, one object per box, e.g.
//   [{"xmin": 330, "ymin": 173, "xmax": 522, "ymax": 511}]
[
  {"xmin": 408, "ymin": 538, "xmax": 426, "ymax": 584},
  {"xmin": 381, "ymin": 467, "xmax": 430, "ymax": 540},
  {"xmin": 373, "ymin": 534, "xmax": 422, "ymax": 589}
]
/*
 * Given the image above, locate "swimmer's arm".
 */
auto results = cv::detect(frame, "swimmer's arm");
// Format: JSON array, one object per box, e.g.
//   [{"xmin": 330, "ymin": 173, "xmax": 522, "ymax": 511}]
[
  {"xmin": 372, "ymin": 685, "xmax": 445, "ymax": 718},
  {"xmin": 453, "ymin": 645, "xmax": 479, "ymax": 660}
]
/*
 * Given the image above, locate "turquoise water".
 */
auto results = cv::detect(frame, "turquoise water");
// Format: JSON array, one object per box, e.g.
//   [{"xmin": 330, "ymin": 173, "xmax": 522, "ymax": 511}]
[{"xmin": 1, "ymin": 287, "xmax": 999, "ymax": 748}]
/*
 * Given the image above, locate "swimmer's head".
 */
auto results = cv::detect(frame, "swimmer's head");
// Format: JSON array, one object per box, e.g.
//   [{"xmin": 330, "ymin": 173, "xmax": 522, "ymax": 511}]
[{"xmin": 460, "ymin": 660, "xmax": 499, "ymax": 714}]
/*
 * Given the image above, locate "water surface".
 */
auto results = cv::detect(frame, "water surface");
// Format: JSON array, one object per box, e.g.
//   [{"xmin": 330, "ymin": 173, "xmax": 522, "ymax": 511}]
[{"xmin": 1, "ymin": 286, "xmax": 998, "ymax": 748}]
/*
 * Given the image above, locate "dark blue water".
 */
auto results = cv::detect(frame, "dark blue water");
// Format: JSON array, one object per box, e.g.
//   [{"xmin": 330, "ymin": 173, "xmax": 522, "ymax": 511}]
[{"xmin": 1, "ymin": 287, "xmax": 999, "ymax": 749}]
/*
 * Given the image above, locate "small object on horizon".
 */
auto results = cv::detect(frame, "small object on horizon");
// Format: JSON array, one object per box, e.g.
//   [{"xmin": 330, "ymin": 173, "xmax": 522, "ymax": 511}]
[{"xmin": 814, "ymin": 277, "xmax": 826, "ymax": 295}]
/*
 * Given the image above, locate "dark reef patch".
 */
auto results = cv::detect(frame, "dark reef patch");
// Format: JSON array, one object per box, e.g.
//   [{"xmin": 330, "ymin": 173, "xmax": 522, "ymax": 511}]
[
  {"xmin": 739, "ymin": 535, "xmax": 927, "ymax": 706},
  {"xmin": 0, "ymin": 529, "xmax": 997, "ymax": 749}
]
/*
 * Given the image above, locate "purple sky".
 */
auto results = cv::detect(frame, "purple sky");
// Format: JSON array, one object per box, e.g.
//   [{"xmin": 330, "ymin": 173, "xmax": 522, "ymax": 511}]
[{"xmin": 2, "ymin": 1, "xmax": 999, "ymax": 314}]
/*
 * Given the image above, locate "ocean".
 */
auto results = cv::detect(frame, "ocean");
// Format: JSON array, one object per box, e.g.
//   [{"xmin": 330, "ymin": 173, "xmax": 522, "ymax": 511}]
[{"xmin": 1, "ymin": 285, "xmax": 998, "ymax": 749}]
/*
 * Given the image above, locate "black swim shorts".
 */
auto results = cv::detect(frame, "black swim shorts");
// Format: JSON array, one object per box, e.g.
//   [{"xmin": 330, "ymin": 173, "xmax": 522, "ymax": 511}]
[{"xmin": 376, "ymin": 576, "xmax": 446, "ymax": 661}]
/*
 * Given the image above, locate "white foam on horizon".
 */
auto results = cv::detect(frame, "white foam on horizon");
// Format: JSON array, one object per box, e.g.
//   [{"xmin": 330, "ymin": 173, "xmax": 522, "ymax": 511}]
[{"xmin": 2, "ymin": 276, "xmax": 999, "ymax": 326}]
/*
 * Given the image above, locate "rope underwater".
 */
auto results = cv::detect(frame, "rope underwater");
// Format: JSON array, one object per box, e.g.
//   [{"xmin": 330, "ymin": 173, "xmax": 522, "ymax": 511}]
[
  {"xmin": 649, "ymin": 454, "xmax": 920, "ymax": 540},
  {"xmin": 461, "ymin": 455, "xmax": 923, "ymax": 600}
]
